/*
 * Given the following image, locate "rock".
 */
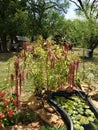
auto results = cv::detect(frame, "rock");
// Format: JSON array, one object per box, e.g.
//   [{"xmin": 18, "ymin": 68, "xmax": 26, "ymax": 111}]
[
  {"xmin": 31, "ymin": 122, "xmax": 39, "ymax": 127},
  {"xmin": 91, "ymin": 99, "xmax": 98, "ymax": 109},
  {"xmin": 44, "ymin": 101, "xmax": 55, "ymax": 113},
  {"xmin": 28, "ymin": 96, "xmax": 43, "ymax": 111},
  {"xmin": 36, "ymin": 109, "xmax": 64, "ymax": 127},
  {"xmin": 27, "ymin": 95, "xmax": 64, "ymax": 128}
]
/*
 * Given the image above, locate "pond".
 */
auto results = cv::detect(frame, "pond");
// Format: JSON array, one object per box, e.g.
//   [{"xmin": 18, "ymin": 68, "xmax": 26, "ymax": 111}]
[{"xmin": 48, "ymin": 90, "xmax": 98, "ymax": 130}]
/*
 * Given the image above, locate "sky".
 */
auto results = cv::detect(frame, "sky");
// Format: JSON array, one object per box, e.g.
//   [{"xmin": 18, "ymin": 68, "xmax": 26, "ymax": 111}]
[
  {"xmin": 65, "ymin": 2, "xmax": 78, "ymax": 20},
  {"xmin": 65, "ymin": 0, "xmax": 94, "ymax": 20}
]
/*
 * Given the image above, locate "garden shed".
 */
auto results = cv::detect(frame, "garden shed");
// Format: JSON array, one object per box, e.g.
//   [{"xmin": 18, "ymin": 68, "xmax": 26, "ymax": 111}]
[{"xmin": 12, "ymin": 36, "xmax": 28, "ymax": 51}]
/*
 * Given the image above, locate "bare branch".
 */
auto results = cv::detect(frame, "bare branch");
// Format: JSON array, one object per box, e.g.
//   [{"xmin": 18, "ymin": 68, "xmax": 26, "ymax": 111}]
[
  {"xmin": 69, "ymin": 0, "xmax": 81, "ymax": 10},
  {"xmin": 96, "ymin": 13, "xmax": 98, "ymax": 19},
  {"xmin": 49, "ymin": 1, "xmax": 68, "ymax": 14},
  {"xmin": 91, "ymin": 0, "xmax": 97, "ymax": 11},
  {"xmin": 77, "ymin": 0, "xmax": 84, "ymax": 10}
]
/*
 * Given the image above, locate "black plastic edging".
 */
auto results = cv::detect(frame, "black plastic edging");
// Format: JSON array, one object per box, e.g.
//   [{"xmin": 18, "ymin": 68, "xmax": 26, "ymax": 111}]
[
  {"xmin": 48, "ymin": 90, "xmax": 98, "ymax": 130},
  {"xmin": 48, "ymin": 92, "xmax": 74, "ymax": 130}
]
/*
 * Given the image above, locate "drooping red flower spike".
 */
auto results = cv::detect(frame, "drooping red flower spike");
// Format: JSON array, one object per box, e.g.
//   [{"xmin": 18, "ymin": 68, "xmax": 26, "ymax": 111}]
[
  {"xmin": 24, "ymin": 42, "xmax": 30, "ymax": 51},
  {"xmin": 14, "ymin": 57, "xmax": 19, "ymax": 77},
  {"xmin": 75, "ymin": 60, "xmax": 80, "ymax": 74},
  {"xmin": 10, "ymin": 73, "xmax": 14, "ymax": 81},
  {"xmin": 50, "ymin": 55, "xmax": 55, "ymax": 69},
  {"xmin": 21, "ymin": 71, "xmax": 24, "ymax": 81},
  {"xmin": 19, "ymin": 70, "xmax": 24, "ymax": 95},
  {"xmin": 55, "ymin": 54, "xmax": 61, "ymax": 60},
  {"xmin": 67, "ymin": 61, "xmax": 76, "ymax": 92},
  {"xmin": 32, "ymin": 46, "xmax": 34, "ymax": 54},
  {"xmin": 0, "ymin": 122, "xmax": 2, "ymax": 127}
]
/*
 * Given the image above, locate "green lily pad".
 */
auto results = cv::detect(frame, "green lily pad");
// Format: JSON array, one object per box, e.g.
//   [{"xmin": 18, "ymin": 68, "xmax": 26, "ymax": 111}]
[{"xmin": 80, "ymin": 116, "xmax": 89, "ymax": 125}]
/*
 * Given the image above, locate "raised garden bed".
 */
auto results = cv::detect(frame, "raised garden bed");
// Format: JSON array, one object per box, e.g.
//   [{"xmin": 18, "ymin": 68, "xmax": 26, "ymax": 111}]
[{"xmin": 48, "ymin": 90, "xmax": 98, "ymax": 130}]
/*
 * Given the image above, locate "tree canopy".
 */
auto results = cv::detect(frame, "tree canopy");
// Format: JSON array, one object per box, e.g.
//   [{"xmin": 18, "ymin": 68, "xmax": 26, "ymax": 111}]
[
  {"xmin": 0, "ymin": 0, "xmax": 98, "ymax": 58},
  {"xmin": 69, "ymin": 0, "xmax": 98, "ymax": 58},
  {"xmin": 0, "ymin": 0, "xmax": 69, "ymax": 52}
]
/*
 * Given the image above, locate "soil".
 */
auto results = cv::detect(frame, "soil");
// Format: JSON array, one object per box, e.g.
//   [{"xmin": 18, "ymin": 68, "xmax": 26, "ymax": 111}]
[{"xmin": 81, "ymin": 82, "xmax": 98, "ymax": 109}]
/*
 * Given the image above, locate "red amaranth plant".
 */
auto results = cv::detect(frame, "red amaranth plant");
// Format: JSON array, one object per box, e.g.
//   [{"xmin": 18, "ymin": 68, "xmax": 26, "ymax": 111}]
[
  {"xmin": 67, "ymin": 60, "xmax": 80, "ymax": 92},
  {"xmin": 62, "ymin": 41, "xmax": 73, "ymax": 52},
  {"xmin": 24, "ymin": 42, "xmax": 30, "ymax": 51},
  {"xmin": 19, "ymin": 71, "xmax": 24, "ymax": 95},
  {"xmin": 75, "ymin": 60, "xmax": 80, "ymax": 77},
  {"xmin": 10, "ymin": 73, "xmax": 14, "ymax": 81},
  {"xmin": 13, "ymin": 57, "xmax": 20, "ymax": 107},
  {"xmin": 50, "ymin": 55, "xmax": 56, "ymax": 69},
  {"xmin": 68, "ymin": 62, "xmax": 75, "ymax": 87},
  {"xmin": 11, "ymin": 44, "xmax": 32, "ymax": 107},
  {"xmin": 0, "ymin": 122, "xmax": 2, "ymax": 127},
  {"xmin": 9, "ymin": 39, "xmax": 81, "ymax": 96},
  {"xmin": 45, "ymin": 43, "xmax": 69, "ymax": 91},
  {"xmin": 14, "ymin": 57, "xmax": 19, "ymax": 77},
  {"xmin": 10, "ymin": 73, "xmax": 15, "ymax": 88}
]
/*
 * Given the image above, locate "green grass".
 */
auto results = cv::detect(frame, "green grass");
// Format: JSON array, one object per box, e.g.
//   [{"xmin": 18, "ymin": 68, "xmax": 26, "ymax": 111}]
[
  {"xmin": 0, "ymin": 62, "xmax": 8, "ymax": 82},
  {"xmin": 73, "ymin": 47, "xmax": 98, "ymax": 64},
  {"xmin": 73, "ymin": 47, "xmax": 98, "ymax": 82},
  {"xmin": 0, "ymin": 53, "xmax": 17, "ymax": 90}
]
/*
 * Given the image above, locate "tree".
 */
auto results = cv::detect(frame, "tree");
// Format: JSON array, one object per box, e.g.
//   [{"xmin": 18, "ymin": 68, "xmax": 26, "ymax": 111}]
[
  {"xmin": 26, "ymin": 0, "xmax": 69, "ymax": 40},
  {"xmin": 69, "ymin": 0, "xmax": 98, "ymax": 58},
  {"xmin": 0, "ymin": 0, "xmax": 19, "ymax": 52},
  {"xmin": 8, "ymin": 10, "xmax": 29, "ymax": 45},
  {"xmin": 0, "ymin": 0, "xmax": 69, "ymax": 51},
  {"xmin": 44, "ymin": 10, "xmax": 67, "ymax": 38},
  {"xmin": 0, "ymin": 0, "xmax": 29, "ymax": 52}
]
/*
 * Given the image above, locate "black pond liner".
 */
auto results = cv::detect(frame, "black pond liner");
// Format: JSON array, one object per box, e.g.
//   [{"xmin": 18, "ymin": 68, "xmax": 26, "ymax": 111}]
[{"xmin": 47, "ymin": 90, "xmax": 98, "ymax": 130}]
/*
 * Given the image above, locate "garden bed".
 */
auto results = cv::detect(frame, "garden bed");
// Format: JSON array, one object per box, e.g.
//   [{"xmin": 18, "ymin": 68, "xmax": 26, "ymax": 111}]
[
  {"xmin": 0, "ymin": 44, "xmax": 98, "ymax": 130},
  {"xmin": 0, "ymin": 98, "xmax": 66, "ymax": 130}
]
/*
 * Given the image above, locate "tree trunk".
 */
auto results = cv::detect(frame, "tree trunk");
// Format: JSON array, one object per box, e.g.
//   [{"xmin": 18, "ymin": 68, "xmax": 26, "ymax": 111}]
[
  {"xmin": 1, "ymin": 35, "xmax": 8, "ymax": 52},
  {"xmin": 86, "ymin": 48, "xmax": 93, "ymax": 58},
  {"xmin": 86, "ymin": 34, "xmax": 98, "ymax": 59}
]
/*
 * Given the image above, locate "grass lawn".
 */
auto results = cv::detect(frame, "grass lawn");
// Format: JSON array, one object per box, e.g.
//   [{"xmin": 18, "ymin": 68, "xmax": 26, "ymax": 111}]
[
  {"xmin": 73, "ymin": 47, "xmax": 98, "ymax": 94},
  {"xmin": 73, "ymin": 47, "xmax": 98, "ymax": 64},
  {"xmin": 0, "ymin": 52, "xmax": 17, "ymax": 90},
  {"xmin": 0, "ymin": 61, "xmax": 8, "ymax": 81}
]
